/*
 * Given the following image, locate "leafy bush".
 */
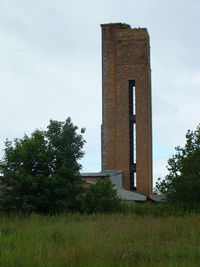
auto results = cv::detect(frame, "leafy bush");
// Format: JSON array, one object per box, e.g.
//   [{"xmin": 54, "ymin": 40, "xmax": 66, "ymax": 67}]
[
  {"xmin": 0, "ymin": 118, "xmax": 85, "ymax": 214},
  {"xmin": 83, "ymin": 177, "xmax": 126, "ymax": 214}
]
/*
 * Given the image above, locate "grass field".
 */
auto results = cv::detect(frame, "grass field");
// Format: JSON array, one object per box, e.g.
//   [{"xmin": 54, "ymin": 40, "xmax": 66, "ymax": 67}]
[{"xmin": 0, "ymin": 213, "xmax": 200, "ymax": 266}]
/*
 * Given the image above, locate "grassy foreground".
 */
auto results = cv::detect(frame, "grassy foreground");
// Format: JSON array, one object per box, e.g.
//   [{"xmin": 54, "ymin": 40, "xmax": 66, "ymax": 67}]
[{"xmin": 0, "ymin": 213, "xmax": 200, "ymax": 267}]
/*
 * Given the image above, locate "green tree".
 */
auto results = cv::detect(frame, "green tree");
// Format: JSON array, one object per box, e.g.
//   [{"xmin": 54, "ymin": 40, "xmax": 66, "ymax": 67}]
[
  {"xmin": 0, "ymin": 118, "xmax": 86, "ymax": 214},
  {"xmin": 84, "ymin": 177, "xmax": 125, "ymax": 213},
  {"xmin": 156, "ymin": 124, "xmax": 200, "ymax": 204}
]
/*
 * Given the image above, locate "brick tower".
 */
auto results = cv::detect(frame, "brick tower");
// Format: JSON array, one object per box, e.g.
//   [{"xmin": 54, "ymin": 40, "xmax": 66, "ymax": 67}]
[{"xmin": 101, "ymin": 23, "xmax": 152, "ymax": 195}]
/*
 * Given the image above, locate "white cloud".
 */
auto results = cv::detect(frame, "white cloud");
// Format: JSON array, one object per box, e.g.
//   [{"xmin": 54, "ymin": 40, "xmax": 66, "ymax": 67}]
[{"xmin": 153, "ymin": 157, "xmax": 169, "ymax": 189}]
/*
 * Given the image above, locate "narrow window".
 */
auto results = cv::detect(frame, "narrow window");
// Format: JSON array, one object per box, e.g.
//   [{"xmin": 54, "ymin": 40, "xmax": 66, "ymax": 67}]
[
  {"xmin": 133, "ymin": 123, "xmax": 136, "ymax": 164},
  {"xmin": 129, "ymin": 80, "xmax": 136, "ymax": 189},
  {"xmin": 134, "ymin": 172, "xmax": 137, "ymax": 188},
  {"xmin": 133, "ymin": 85, "xmax": 136, "ymax": 115}
]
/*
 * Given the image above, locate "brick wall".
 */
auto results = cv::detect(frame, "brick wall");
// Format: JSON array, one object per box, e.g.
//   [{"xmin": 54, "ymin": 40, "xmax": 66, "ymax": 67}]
[{"xmin": 101, "ymin": 23, "xmax": 152, "ymax": 195}]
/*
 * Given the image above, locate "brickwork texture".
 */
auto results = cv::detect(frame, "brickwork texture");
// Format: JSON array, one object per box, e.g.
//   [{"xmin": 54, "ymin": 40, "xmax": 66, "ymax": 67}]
[{"xmin": 101, "ymin": 23, "xmax": 152, "ymax": 195}]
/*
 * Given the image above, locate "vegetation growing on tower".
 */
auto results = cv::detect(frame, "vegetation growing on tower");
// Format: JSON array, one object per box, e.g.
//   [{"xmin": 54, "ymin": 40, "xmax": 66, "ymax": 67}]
[{"xmin": 122, "ymin": 23, "xmax": 131, "ymax": 29}]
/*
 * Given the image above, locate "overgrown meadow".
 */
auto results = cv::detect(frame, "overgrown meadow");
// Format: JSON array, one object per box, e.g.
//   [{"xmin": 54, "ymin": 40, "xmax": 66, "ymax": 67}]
[
  {"xmin": 1, "ymin": 118, "xmax": 200, "ymax": 266},
  {"xmin": 0, "ymin": 208, "xmax": 200, "ymax": 267}
]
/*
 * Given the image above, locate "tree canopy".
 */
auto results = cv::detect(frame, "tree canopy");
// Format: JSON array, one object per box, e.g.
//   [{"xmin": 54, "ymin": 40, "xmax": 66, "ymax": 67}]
[
  {"xmin": 156, "ymin": 124, "xmax": 200, "ymax": 204},
  {"xmin": 0, "ymin": 118, "xmax": 86, "ymax": 213}
]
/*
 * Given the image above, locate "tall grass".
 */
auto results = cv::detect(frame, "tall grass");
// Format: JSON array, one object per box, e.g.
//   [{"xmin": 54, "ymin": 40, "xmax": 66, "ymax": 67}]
[{"xmin": 0, "ymin": 213, "xmax": 200, "ymax": 266}]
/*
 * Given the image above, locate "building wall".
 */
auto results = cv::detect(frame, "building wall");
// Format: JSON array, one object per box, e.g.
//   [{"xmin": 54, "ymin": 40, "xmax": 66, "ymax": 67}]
[{"xmin": 101, "ymin": 23, "xmax": 152, "ymax": 195}]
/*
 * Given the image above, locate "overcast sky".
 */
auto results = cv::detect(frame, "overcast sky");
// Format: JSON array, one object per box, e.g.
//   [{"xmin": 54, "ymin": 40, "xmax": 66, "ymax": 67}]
[{"xmin": 0, "ymin": 0, "xmax": 200, "ymax": 186}]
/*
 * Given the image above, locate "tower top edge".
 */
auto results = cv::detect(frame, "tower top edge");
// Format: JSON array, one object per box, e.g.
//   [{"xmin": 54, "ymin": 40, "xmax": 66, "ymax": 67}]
[{"xmin": 100, "ymin": 23, "xmax": 148, "ymax": 34}]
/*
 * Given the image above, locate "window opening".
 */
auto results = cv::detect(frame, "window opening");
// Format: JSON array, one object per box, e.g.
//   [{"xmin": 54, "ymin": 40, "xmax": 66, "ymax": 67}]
[{"xmin": 129, "ymin": 80, "xmax": 136, "ymax": 189}]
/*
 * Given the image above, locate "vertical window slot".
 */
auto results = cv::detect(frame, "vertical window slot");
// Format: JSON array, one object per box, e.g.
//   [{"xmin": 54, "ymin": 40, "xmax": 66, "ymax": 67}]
[
  {"xmin": 133, "ymin": 85, "xmax": 136, "ymax": 115},
  {"xmin": 129, "ymin": 80, "xmax": 136, "ymax": 189}
]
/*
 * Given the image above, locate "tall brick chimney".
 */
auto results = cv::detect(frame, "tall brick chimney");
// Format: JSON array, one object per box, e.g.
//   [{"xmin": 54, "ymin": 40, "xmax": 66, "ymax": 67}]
[{"xmin": 101, "ymin": 23, "xmax": 152, "ymax": 195}]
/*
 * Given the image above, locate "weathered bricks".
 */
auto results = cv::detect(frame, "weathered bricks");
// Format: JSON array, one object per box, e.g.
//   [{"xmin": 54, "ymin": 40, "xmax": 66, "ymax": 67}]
[{"xmin": 101, "ymin": 23, "xmax": 152, "ymax": 195}]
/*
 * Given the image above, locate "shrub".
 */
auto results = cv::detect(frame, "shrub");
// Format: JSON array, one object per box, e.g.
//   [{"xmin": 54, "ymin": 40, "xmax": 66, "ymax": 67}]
[
  {"xmin": 0, "ymin": 118, "xmax": 85, "ymax": 214},
  {"xmin": 83, "ymin": 177, "xmax": 126, "ymax": 214}
]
